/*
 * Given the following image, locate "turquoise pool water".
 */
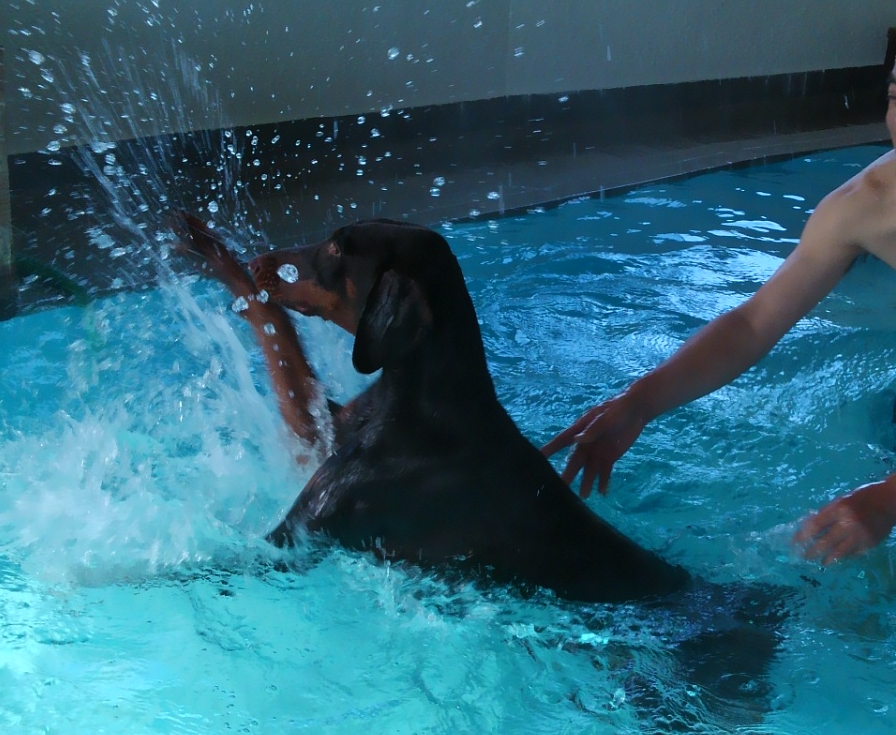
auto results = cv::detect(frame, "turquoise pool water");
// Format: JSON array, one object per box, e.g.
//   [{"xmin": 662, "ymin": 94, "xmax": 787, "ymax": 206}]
[{"xmin": 2, "ymin": 144, "xmax": 896, "ymax": 733}]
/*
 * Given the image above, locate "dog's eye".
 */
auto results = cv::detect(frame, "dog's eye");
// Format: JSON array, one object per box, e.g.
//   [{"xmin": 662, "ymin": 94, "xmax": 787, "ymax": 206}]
[{"xmin": 315, "ymin": 240, "xmax": 345, "ymax": 289}]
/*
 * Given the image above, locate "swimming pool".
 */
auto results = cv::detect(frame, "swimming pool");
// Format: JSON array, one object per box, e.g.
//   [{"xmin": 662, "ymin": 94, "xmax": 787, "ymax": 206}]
[{"xmin": 2, "ymin": 144, "xmax": 895, "ymax": 733}]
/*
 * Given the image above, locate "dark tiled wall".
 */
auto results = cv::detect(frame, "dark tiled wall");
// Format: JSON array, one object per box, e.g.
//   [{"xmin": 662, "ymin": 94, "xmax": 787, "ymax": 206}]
[
  {"xmin": 4, "ymin": 63, "xmax": 891, "ymax": 315},
  {"xmin": 0, "ymin": 47, "xmax": 14, "ymax": 320}
]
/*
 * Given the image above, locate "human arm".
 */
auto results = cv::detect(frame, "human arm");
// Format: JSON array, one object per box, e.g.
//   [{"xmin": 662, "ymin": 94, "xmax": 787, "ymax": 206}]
[
  {"xmin": 541, "ymin": 304, "xmax": 791, "ymax": 496},
  {"xmin": 542, "ymin": 188, "xmax": 863, "ymax": 497},
  {"xmin": 793, "ymin": 474, "xmax": 896, "ymax": 564},
  {"xmin": 169, "ymin": 213, "xmax": 326, "ymax": 446}
]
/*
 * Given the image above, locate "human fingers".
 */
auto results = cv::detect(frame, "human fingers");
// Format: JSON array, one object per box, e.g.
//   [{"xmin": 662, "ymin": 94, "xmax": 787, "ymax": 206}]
[
  {"xmin": 792, "ymin": 511, "xmax": 830, "ymax": 547},
  {"xmin": 559, "ymin": 444, "xmax": 587, "ymax": 491},
  {"xmin": 580, "ymin": 461, "xmax": 599, "ymax": 500},
  {"xmin": 819, "ymin": 532, "xmax": 866, "ymax": 566},
  {"xmin": 597, "ymin": 458, "xmax": 614, "ymax": 496},
  {"xmin": 540, "ymin": 413, "xmax": 593, "ymax": 457},
  {"xmin": 796, "ymin": 511, "xmax": 868, "ymax": 564},
  {"xmin": 540, "ymin": 427, "xmax": 578, "ymax": 458}
]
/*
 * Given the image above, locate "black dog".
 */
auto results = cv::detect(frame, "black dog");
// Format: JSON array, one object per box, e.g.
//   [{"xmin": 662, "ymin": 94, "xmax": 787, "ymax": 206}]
[
  {"xmin": 171, "ymin": 214, "xmax": 791, "ymax": 725},
  {"xmin": 172, "ymin": 213, "xmax": 689, "ymax": 603}
]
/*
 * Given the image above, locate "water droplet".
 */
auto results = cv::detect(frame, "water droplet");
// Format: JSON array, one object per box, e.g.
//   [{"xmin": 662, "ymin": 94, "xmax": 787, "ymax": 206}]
[
  {"xmin": 387, "ymin": 47, "xmax": 400, "ymax": 60},
  {"xmin": 263, "ymin": 323, "xmax": 276, "ymax": 335},
  {"xmin": 433, "ymin": 176, "xmax": 445, "ymax": 187},
  {"xmin": 357, "ymin": 115, "xmax": 366, "ymax": 125},
  {"xmin": 487, "ymin": 191, "xmax": 501, "ymax": 200},
  {"xmin": 610, "ymin": 688, "xmax": 626, "ymax": 708},
  {"xmin": 558, "ymin": 95, "xmax": 569, "ymax": 103},
  {"xmin": 87, "ymin": 227, "xmax": 115, "ymax": 250},
  {"xmin": 109, "ymin": 247, "xmax": 127, "ymax": 259},
  {"xmin": 473, "ymin": 18, "xmax": 483, "ymax": 28},
  {"xmin": 231, "ymin": 296, "xmax": 249, "ymax": 313},
  {"xmin": 370, "ymin": 128, "xmax": 381, "ymax": 138},
  {"xmin": 429, "ymin": 188, "xmax": 441, "ymax": 197},
  {"xmin": 27, "ymin": 50, "xmax": 45, "ymax": 65},
  {"xmin": 257, "ymin": 289, "xmax": 269, "ymax": 303},
  {"xmin": 207, "ymin": 201, "xmax": 219, "ymax": 213},
  {"xmin": 90, "ymin": 140, "xmax": 116, "ymax": 154},
  {"xmin": 513, "ymin": 47, "xmax": 524, "ymax": 57},
  {"xmin": 468, "ymin": 209, "xmax": 481, "ymax": 217},
  {"xmin": 277, "ymin": 264, "xmax": 299, "ymax": 283},
  {"xmin": 44, "ymin": 140, "xmax": 61, "ymax": 153},
  {"xmin": 53, "ymin": 124, "xmax": 67, "ymax": 135}
]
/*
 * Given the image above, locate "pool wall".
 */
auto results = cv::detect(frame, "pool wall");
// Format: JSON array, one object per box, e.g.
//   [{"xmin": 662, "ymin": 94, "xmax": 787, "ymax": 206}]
[
  {"xmin": 3, "ymin": 3, "xmax": 895, "ymax": 315},
  {"xmin": 0, "ymin": 46, "xmax": 13, "ymax": 320},
  {"xmin": 6, "ymin": 1, "xmax": 894, "ymax": 155}
]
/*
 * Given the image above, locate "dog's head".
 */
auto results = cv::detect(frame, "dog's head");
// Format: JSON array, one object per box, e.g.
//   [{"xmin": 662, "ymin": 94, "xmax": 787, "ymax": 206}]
[{"xmin": 250, "ymin": 219, "xmax": 472, "ymax": 374}]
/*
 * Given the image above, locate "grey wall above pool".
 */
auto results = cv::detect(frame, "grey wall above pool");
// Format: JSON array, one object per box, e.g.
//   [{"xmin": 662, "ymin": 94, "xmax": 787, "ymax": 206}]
[{"xmin": 5, "ymin": 0, "xmax": 894, "ymax": 155}]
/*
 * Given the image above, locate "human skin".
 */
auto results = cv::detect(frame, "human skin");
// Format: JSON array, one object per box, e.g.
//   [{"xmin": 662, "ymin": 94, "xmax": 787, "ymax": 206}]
[{"xmin": 542, "ymin": 64, "xmax": 896, "ymax": 565}]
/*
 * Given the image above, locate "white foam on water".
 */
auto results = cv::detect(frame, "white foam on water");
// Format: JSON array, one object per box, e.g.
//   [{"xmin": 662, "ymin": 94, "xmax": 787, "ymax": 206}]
[{"xmin": 0, "ymin": 274, "xmax": 353, "ymax": 587}]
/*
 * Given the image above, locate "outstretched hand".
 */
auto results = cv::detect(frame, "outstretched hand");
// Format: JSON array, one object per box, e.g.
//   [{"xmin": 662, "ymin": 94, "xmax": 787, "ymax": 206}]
[
  {"xmin": 168, "ymin": 212, "xmax": 256, "ymax": 298},
  {"xmin": 793, "ymin": 479, "xmax": 896, "ymax": 564},
  {"xmin": 540, "ymin": 393, "xmax": 647, "ymax": 498}
]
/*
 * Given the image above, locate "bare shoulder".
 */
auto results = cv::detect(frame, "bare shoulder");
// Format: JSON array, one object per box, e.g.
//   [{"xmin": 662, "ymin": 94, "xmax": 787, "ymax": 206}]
[
  {"xmin": 813, "ymin": 151, "xmax": 896, "ymax": 265},
  {"xmin": 744, "ymin": 151, "xmax": 896, "ymax": 329}
]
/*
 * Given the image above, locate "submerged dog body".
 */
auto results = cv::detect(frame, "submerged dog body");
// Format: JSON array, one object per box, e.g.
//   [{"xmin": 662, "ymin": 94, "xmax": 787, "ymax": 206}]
[{"xmin": 174, "ymin": 215, "xmax": 689, "ymax": 603}]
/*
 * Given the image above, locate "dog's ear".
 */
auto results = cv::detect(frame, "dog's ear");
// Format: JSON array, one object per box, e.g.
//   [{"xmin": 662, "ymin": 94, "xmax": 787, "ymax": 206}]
[{"xmin": 352, "ymin": 269, "xmax": 433, "ymax": 374}]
